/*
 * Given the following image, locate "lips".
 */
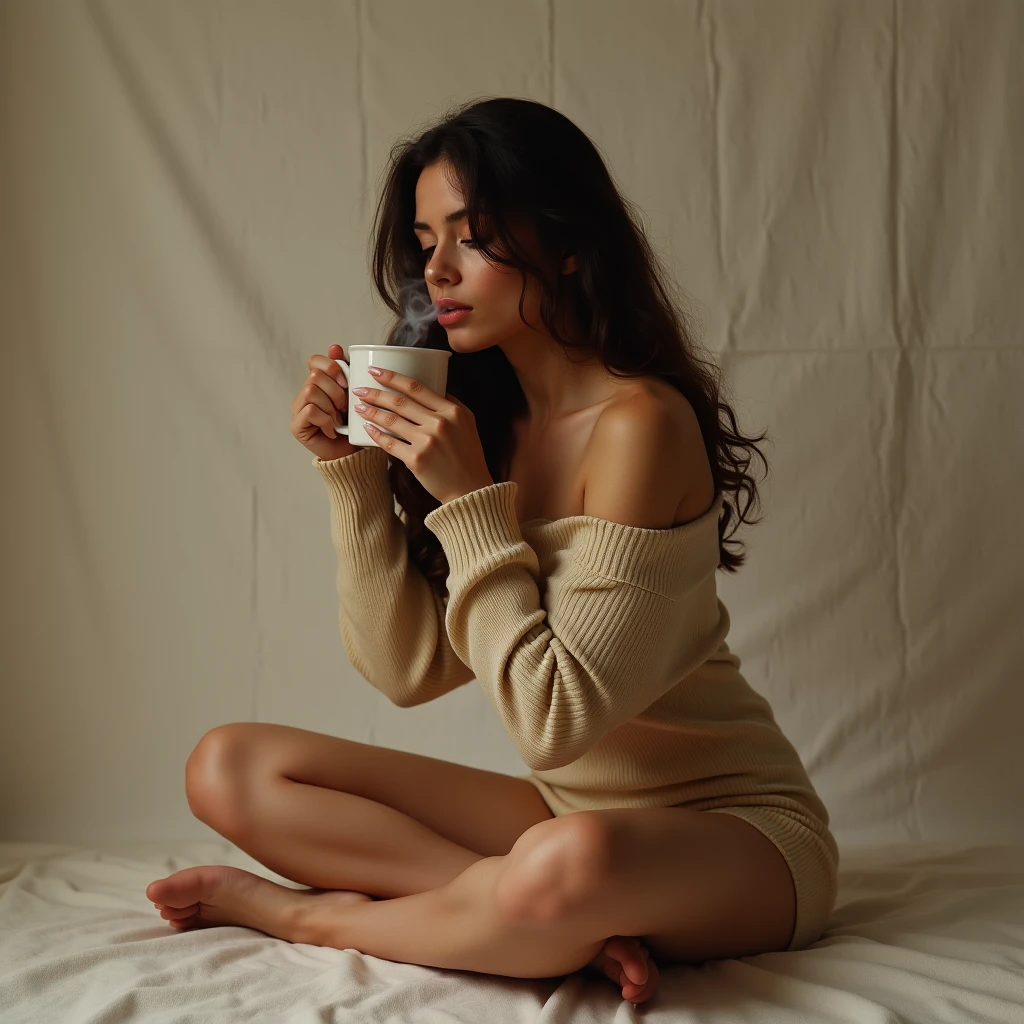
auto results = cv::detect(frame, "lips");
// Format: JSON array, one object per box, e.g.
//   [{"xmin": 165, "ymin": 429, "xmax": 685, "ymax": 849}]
[{"xmin": 436, "ymin": 300, "xmax": 472, "ymax": 311}]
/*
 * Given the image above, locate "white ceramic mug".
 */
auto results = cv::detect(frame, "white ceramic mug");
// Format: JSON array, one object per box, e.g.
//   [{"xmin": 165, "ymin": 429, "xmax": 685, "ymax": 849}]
[{"xmin": 334, "ymin": 345, "xmax": 452, "ymax": 446}]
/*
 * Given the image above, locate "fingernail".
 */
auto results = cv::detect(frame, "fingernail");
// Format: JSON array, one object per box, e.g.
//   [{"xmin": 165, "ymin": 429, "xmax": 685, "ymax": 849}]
[{"xmin": 367, "ymin": 366, "xmax": 382, "ymax": 377}]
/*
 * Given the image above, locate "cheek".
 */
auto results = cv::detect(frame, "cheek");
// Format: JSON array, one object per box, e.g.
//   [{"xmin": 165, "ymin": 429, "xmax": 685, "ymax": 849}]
[
  {"xmin": 463, "ymin": 263, "xmax": 510, "ymax": 315},
  {"xmin": 471, "ymin": 261, "xmax": 539, "ymax": 320}
]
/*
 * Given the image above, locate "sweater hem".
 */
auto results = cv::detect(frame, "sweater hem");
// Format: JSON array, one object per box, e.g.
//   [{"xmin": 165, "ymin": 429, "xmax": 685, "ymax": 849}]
[{"xmin": 706, "ymin": 805, "xmax": 839, "ymax": 951}]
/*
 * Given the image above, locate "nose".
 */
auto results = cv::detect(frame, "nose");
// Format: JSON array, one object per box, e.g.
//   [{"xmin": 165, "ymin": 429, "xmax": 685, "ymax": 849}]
[{"xmin": 424, "ymin": 251, "xmax": 460, "ymax": 288}]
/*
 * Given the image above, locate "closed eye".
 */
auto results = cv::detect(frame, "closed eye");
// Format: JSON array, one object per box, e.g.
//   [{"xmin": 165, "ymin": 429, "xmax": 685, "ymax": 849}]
[{"xmin": 420, "ymin": 239, "xmax": 480, "ymax": 255}]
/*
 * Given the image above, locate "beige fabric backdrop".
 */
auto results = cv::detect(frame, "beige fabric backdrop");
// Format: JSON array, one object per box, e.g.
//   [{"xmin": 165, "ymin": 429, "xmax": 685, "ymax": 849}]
[{"xmin": 1, "ymin": 0, "xmax": 1020, "ymax": 849}]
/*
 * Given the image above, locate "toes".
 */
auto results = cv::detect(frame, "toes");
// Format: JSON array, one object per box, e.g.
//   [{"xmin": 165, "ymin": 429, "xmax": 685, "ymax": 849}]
[
  {"xmin": 627, "ymin": 955, "xmax": 660, "ymax": 1003},
  {"xmin": 587, "ymin": 953, "xmax": 620, "ymax": 984},
  {"xmin": 146, "ymin": 866, "xmax": 210, "ymax": 910},
  {"xmin": 597, "ymin": 935, "xmax": 650, "ymax": 987},
  {"xmin": 620, "ymin": 947, "xmax": 659, "ymax": 1003},
  {"xmin": 158, "ymin": 903, "xmax": 200, "ymax": 921},
  {"xmin": 588, "ymin": 935, "xmax": 659, "ymax": 1002},
  {"xmin": 626, "ymin": 960, "xmax": 649, "ymax": 986},
  {"xmin": 623, "ymin": 984, "xmax": 649, "ymax": 1004},
  {"xmin": 615, "ymin": 943, "xmax": 648, "ymax": 986}
]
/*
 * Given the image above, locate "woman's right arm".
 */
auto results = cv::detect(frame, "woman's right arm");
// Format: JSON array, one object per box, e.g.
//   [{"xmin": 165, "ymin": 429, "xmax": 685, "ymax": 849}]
[{"xmin": 314, "ymin": 445, "xmax": 475, "ymax": 706}]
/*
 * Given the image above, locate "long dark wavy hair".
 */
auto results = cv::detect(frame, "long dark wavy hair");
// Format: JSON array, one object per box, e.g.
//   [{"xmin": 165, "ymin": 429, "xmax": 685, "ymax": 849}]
[{"xmin": 368, "ymin": 97, "xmax": 768, "ymax": 602}]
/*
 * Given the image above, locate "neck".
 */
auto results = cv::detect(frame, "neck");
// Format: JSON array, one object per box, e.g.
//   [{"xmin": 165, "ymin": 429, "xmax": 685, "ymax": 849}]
[{"xmin": 501, "ymin": 338, "xmax": 620, "ymax": 426}]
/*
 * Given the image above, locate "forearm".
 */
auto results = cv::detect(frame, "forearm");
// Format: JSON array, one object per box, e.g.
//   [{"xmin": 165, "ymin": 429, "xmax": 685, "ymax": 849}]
[
  {"xmin": 423, "ymin": 479, "xmax": 723, "ymax": 768},
  {"xmin": 315, "ymin": 447, "xmax": 474, "ymax": 705}
]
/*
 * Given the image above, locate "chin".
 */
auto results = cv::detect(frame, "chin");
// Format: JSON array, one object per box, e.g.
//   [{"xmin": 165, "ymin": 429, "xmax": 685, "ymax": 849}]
[{"xmin": 447, "ymin": 332, "xmax": 490, "ymax": 353}]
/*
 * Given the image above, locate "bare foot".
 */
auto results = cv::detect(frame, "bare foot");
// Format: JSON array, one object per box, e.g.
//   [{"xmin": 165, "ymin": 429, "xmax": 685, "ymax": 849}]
[
  {"xmin": 584, "ymin": 935, "xmax": 660, "ymax": 1004},
  {"xmin": 146, "ymin": 865, "xmax": 373, "ymax": 941}
]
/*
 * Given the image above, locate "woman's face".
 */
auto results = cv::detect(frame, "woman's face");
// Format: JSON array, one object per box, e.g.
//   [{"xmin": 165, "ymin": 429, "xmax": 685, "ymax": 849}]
[{"xmin": 413, "ymin": 161, "xmax": 571, "ymax": 353}]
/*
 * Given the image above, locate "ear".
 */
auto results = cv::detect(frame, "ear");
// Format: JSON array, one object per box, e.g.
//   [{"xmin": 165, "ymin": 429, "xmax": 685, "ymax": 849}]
[{"xmin": 561, "ymin": 253, "xmax": 578, "ymax": 275}]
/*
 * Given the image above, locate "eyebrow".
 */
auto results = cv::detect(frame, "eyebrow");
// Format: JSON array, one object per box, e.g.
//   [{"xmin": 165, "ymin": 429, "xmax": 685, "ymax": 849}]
[{"xmin": 413, "ymin": 208, "xmax": 467, "ymax": 231}]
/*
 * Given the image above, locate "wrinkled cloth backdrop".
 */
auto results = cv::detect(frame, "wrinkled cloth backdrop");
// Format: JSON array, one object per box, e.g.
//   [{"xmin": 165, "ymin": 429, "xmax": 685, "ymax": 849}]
[{"xmin": 2, "ymin": 0, "xmax": 1021, "ymax": 873}]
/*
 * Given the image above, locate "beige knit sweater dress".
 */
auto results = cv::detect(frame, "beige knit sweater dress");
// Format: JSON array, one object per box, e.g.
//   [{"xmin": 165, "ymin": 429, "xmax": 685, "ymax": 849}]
[{"xmin": 314, "ymin": 444, "xmax": 839, "ymax": 950}]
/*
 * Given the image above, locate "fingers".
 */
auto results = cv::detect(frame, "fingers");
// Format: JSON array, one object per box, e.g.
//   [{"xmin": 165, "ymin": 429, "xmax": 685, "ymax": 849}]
[
  {"xmin": 365, "ymin": 366, "xmax": 448, "ymax": 411},
  {"xmin": 311, "ymin": 367, "xmax": 348, "ymax": 412},
  {"xmin": 309, "ymin": 346, "xmax": 343, "ymax": 367},
  {"xmin": 306, "ymin": 350, "xmax": 348, "ymax": 393},
  {"xmin": 291, "ymin": 377, "xmax": 336, "ymax": 426},
  {"xmin": 310, "ymin": 404, "xmax": 339, "ymax": 439},
  {"xmin": 293, "ymin": 359, "xmax": 348, "ymax": 424}
]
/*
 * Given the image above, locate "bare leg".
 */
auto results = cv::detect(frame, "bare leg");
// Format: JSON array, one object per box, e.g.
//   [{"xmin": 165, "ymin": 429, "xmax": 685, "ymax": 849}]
[
  {"xmin": 147, "ymin": 856, "xmax": 608, "ymax": 981},
  {"xmin": 203, "ymin": 774, "xmax": 485, "ymax": 897},
  {"xmin": 183, "ymin": 766, "xmax": 657, "ymax": 1001}
]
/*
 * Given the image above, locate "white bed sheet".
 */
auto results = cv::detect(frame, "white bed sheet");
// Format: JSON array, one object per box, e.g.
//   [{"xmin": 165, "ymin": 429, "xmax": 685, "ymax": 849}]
[{"xmin": 1, "ymin": 839, "xmax": 1021, "ymax": 1023}]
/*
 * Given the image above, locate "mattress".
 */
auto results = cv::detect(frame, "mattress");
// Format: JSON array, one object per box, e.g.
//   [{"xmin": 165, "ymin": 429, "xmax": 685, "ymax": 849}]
[{"xmin": 2, "ymin": 839, "xmax": 1021, "ymax": 1022}]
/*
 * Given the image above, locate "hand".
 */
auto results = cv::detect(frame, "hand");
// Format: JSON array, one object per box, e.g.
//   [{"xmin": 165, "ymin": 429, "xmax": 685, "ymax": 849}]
[
  {"xmin": 350, "ymin": 364, "xmax": 494, "ymax": 504},
  {"xmin": 290, "ymin": 345, "xmax": 360, "ymax": 461}
]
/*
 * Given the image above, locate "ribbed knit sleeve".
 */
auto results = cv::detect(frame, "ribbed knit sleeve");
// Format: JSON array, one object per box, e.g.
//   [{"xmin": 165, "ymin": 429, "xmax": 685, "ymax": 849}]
[
  {"xmin": 314, "ymin": 446, "xmax": 475, "ymax": 707},
  {"xmin": 423, "ymin": 481, "xmax": 728, "ymax": 771}
]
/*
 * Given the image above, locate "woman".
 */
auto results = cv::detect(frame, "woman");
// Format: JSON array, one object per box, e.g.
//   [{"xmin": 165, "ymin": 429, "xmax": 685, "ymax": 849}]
[{"xmin": 146, "ymin": 97, "xmax": 838, "ymax": 1007}]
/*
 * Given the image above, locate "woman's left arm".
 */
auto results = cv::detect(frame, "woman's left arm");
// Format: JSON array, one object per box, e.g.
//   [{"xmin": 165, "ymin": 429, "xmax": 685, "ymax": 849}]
[
  {"xmin": 423, "ymin": 482, "xmax": 726, "ymax": 771},
  {"xmin": 355, "ymin": 365, "xmax": 722, "ymax": 769}
]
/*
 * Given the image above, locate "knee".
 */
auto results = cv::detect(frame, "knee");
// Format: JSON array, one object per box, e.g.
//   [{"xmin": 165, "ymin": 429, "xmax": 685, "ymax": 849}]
[
  {"xmin": 494, "ymin": 812, "xmax": 613, "ymax": 926},
  {"xmin": 184, "ymin": 723, "xmax": 258, "ymax": 832}
]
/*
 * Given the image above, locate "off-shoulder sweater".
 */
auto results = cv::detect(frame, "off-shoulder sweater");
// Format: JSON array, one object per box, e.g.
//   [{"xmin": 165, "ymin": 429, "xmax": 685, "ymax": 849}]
[{"xmin": 313, "ymin": 444, "xmax": 833, "ymax": 839}]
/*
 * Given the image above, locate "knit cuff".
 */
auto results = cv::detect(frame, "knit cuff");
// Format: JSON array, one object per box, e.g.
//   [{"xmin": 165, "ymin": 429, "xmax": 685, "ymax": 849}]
[
  {"xmin": 422, "ymin": 481, "xmax": 523, "ymax": 575},
  {"xmin": 312, "ymin": 445, "xmax": 395, "ymax": 532}
]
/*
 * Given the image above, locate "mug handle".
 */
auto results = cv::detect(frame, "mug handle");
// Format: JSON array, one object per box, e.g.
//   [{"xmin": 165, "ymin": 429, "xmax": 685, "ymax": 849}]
[{"xmin": 332, "ymin": 358, "xmax": 350, "ymax": 435}]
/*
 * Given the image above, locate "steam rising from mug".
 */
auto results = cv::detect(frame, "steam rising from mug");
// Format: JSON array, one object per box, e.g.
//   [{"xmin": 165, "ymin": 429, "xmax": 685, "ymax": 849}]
[{"xmin": 395, "ymin": 278, "xmax": 441, "ymax": 347}]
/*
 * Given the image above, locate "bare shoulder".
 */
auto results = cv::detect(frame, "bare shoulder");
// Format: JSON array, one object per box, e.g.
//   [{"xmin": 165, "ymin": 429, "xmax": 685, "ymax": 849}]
[{"xmin": 583, "ymin": 378, "xmax": 715, "ymax": 529}]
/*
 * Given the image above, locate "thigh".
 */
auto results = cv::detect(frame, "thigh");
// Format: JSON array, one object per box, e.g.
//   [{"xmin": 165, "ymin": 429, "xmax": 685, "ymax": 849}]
[
  {"xmin": 542, "ymin": 806, "xmax": 797, "ymax": 963},
  {"xmin": 638, "ymin": 808, "xmax": 798, "ymax": 963},
  {"xmin": 189, "ymin": 722, "xmax": 554, "ymax": 858}
]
